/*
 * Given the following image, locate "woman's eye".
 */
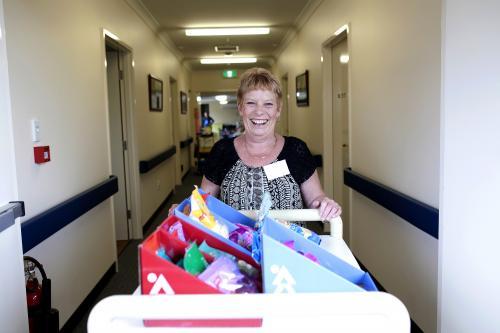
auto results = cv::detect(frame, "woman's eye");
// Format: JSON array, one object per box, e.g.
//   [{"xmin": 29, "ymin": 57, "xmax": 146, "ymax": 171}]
[{"xmin": 265, "ymin": 103, "xmax": 274, "ymax": 107}]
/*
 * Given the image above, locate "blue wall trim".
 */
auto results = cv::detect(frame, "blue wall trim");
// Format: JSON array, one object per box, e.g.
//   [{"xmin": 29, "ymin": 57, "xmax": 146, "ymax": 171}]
[
  {"xmin": 180, "ymin": 137, "xmax": 193, "ymax": 148},
  {"xmin": 344, "ymin": 168, "xmax": 439, "ymax": 239},
  {"xmin": 139, "ymin": 145, "xmax": 176, "ymax": 174},
  {"xmin": 21, "ymin": 176, "xmax": 118, "ymax": 253}
]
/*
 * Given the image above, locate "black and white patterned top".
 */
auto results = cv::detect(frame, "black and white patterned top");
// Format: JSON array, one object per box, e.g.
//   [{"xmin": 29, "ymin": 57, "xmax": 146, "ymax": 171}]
[{"xmin": 203, "ymin": 136, "xmax": 317, "ymax": 213}]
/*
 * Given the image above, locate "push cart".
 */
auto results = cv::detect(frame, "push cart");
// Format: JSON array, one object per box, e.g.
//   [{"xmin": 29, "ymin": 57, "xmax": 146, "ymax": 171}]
[{"xmin": 87, "ymin": 210, "xmax": 410, "ymax": 332}]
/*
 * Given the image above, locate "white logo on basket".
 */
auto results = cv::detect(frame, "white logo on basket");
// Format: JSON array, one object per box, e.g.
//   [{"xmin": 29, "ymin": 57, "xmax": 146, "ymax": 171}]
[
  {"xmin": 270, "ymin": 265, "xmax": 296, "ymax": 293},
  {"xmin": 147, "ymin": 273, "xmax": 175, "ymax": 295}
]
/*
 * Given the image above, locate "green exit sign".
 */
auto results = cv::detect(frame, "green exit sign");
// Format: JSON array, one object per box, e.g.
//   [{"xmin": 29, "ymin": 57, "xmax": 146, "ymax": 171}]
[{"xmin": 222, "ymin": 70, "xmax": 237, "ymax": 78}]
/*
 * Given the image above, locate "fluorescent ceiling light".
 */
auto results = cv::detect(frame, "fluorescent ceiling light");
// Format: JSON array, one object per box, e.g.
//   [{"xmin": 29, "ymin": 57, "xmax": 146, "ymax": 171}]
[
  {"xmin": 215, "ymin": 95, "xmax": 227, "ymax": 102},
  {"xmin": 219, "ymin": 100, "xmax": 228, "ymax": 105},
  {"xmin": 200, "ymin": 57, "xmax": 257, "ymax": 64},
  {"xmin": 186, "ymin": 27, "xmax": 270, "ymax": 36}
]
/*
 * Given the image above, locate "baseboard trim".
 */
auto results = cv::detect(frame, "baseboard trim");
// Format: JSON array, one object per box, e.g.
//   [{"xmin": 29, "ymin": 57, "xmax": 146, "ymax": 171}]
[
  {"xmin": 60, "ymin": 262, "xmax": 116, "ymax": 332},
  {"xmin": 355, "ymin": 257, "xmax": 424, "ymax": 333}
]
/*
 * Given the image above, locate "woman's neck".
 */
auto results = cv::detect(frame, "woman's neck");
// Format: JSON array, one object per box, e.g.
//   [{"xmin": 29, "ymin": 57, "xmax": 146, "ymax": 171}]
[
  {"xmin": 243, "ymin": 133, "xmax": 277, "ymax": 150},
  {"xmin": 235, "ymin": 132, "xmax": 283, "ymax": 167}
]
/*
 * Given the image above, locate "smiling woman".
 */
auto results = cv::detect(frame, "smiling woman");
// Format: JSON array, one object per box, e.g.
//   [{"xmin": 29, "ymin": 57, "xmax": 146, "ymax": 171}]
[{"xmin": 200, "ymin": 68, "xmax": 342, "ymax": 223}]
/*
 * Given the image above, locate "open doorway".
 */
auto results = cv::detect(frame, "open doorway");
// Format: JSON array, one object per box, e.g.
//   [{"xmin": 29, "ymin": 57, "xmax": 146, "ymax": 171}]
[
  {"xmin": 105, "ymin": 38, "xmax": 134, "ymax": 255},
  {"xmin": 322, "ymin": 27, "xmax": 351, "ymax": 244}
]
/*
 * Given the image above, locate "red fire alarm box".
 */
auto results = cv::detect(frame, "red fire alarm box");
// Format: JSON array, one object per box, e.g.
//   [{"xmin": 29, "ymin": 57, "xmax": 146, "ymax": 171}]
[{"xmin": 34, "ymin": 146, "xmax": 50, "ymax": 164}]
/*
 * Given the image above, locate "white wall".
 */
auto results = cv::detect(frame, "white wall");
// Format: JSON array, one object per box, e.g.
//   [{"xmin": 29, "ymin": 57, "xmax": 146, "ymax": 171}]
[
  {"xmin": 3, "ymin": 0, "xmax": 187, "ymax": 326},
  {"xmin": 0, "ymin": 0, "xmax": 28, "ymax": 330},
  {"xmin": 439, "ymin": 1, "xmax": 500, "ymax": 331},
  {"xmin": 275, "ymin": 1, "xmax": 441, "ymax": 331}
]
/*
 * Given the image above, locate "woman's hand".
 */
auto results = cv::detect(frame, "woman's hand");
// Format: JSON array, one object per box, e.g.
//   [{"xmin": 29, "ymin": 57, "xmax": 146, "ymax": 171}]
[{"xmin": 310, "ymin": 196, "xmax": 342, "ymax": 221}]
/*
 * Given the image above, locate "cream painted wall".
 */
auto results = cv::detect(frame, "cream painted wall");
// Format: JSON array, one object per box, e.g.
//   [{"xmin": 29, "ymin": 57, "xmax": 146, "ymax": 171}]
[
  {"xmin": 275, "ymin": 1, "xmax": 441, "ymax": 331},
  {"xmin": 4, "ymin": 0, "xmax": 187, "ymax": 326},
  {"xmin": 207, "ymin": 101, "xmax": 240, "ymax": 127},
  {"xmin": 191, "ymin": 69, "xmax": 248, "ymax": 93},
  {"xmin": 439, "ymin": 1, "xmax": 500, "ymax": 331}
]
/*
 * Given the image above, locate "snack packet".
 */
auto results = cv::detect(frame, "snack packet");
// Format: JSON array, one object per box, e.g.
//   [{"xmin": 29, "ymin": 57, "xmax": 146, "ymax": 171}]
[
  {"xmin": 229, "ymin": 223, "xmax": 254, "ymax": 251},
  {"xmin": 183, "ymin": 242, "xmax": 208, "ymax": 275},
  {"xmin": 198, "ymin": 240, "xmax": 236, "ymax": 261},
  {"xmin": 198, "ymin": 256, "xmax": 259, "ymax": 294},
  {"xmin": 276, "ymin": 220, "xmax": 321, "ymax": 245},
  {"xmin": 189, "ymin": 186, "xmax": 229, "ymax": 238}
]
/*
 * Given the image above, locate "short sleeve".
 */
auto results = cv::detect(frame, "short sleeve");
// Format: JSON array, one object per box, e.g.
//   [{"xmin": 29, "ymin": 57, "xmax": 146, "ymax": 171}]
[
  {"xmin": 281, "ymin": 137, "xmax": 317, "ymax": 184},
  {"xmin": 202, "ymin": 138, "xmax": 238, "ymax": 185}
]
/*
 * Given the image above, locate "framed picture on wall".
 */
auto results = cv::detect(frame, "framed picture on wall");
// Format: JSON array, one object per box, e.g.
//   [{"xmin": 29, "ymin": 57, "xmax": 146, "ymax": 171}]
[
  {"xmin": 148, "ymin": 74, "xmax": 163, "ymax": 111},
  {"xmin": 180, "ymin": 91, "xmax": 188, "ymax": 114},
  {"xmin": 296, "ymin": 70, "xmax": 309, "ymax": 107}
]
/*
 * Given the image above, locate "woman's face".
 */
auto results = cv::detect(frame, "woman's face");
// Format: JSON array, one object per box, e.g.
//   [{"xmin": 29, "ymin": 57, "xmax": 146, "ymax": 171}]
[{"xmin": 239, "ymin": 89, "xmax": 281, "ymax": 138}]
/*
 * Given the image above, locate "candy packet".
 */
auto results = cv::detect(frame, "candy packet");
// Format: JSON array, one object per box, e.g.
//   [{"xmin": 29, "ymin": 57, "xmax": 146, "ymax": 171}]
[
  {"xmin": 183, "ymin": 242, "xmax": 209, "ymax": 275},
  {"xmin": 198, "ymin": 240, "xmax": 236, "ymax": 261},
  {"xmin": 189, "ymin": 186, "xmax": 229, "ymax": 238},
  {"xmin": 229, "ymin": 223, "xmax": 254, "ymax": 251},
  {"xmin": 198, "ymin": 256, "xmax": 259, "ymax": 294},
  {"xmin": 276, "ymin": 220, "xmax": 321, "ymax": 245}
]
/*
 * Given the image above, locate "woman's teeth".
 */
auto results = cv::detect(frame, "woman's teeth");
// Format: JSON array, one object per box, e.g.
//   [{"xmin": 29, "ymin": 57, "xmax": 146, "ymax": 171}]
[{"xmin": 251, "ymin": 119, "xmax": 268, "ymax": 126}]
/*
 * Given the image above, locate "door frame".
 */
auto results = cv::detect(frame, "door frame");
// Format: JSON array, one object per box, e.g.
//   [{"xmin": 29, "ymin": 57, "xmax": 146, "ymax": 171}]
[
  {"xmin": 169, "ymin": 77, "xmax": 181, "ymax": 185},
  {"xmin": 321, "ymin": 24, "xmax": 352, "ymax": 240},
  {"xmin": 102, "ymin": 29, "xmax": 142, "ymax": 240},
  {"xmin": 0, "ymin": 1, "xmax": 29, "ymax": 330}
]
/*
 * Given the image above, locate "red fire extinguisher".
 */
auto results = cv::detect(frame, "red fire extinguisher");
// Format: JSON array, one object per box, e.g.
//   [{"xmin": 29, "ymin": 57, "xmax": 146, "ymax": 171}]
[{"xmin": 24, "ymin": 256, "xmax": 59, "ymax": 333}]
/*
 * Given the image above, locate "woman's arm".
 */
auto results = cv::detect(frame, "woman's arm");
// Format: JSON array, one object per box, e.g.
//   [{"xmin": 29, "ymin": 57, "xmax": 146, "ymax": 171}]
[
  {"xmin": 300, "ymin": 170, "xmax": 342, "ymax": 220},
  {"xmin": 201, "ymin": 176, "xmax": 220, "ymax": 198}
]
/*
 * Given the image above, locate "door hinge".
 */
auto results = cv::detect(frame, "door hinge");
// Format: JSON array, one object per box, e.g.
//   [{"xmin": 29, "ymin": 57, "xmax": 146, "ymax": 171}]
[
  {"xmin": 123, "ymin": 140, "xmax": 128, "ymax": 151},
  {"xmin": 127, "ymin": 210, "xmax": 131, "ymax": 219},
  {"xmin": 119, "ymin": 70, "xmax": 124, "ymax": 80}
]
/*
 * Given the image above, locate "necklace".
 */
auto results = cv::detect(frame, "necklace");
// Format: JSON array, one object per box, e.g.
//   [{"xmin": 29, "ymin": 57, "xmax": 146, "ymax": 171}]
[{"xmin": 243, "ymin": 134, "xmax": 277, "ymax": 160}]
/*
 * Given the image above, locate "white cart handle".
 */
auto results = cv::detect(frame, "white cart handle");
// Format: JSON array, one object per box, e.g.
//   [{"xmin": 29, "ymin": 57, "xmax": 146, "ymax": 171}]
[{"xmin": 239, "ymin": 209, "xmax": 343, "ymax": 240}]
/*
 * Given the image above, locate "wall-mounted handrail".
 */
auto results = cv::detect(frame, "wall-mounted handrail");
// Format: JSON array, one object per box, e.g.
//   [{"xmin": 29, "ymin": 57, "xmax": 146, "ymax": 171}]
[
  {"xmin": 21, "ymin": 176, "xmax": 118, "ymax": 253},
  {"xmin": 139, "ymin": 145, "xmax": 176, "ymax": 174},
  {"xmin": 180, "ymin": 137, "xmax": 193, "ymax": 149},
  {"xmin": 344, "ymin": 168, "xmax": 439, "ymax": 239}
]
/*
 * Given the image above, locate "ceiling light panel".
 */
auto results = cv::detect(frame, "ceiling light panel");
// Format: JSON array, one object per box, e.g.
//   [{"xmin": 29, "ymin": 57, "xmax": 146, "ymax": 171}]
[
  {"xmin": 200, "ymin": 57, "xmax": 257, "ymax": 64},
  {"xmin": 186, "ymin": 27, "xmax": 270, "ymax": 36}
]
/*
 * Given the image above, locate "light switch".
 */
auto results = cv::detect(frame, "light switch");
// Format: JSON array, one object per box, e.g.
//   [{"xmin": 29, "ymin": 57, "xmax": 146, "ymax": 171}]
[{"xmin": 31, "ymin": 119, "xmax": 40, "ymax": 142}]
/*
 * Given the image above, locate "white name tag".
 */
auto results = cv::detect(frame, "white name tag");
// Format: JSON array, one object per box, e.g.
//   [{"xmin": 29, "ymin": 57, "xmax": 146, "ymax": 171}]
[{"xmin": 263, "ymin": 160, "xmax": 290, "ymax": 181}]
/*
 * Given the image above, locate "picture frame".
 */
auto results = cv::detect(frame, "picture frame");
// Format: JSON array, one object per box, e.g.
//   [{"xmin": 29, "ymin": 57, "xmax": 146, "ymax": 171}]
[
  {"xmin": 180, "ymin": 91, "xmax": 188, "ymax": 114},
  {"xmin": 148, "ymin": 74, "xmax": 163, "ymax": 111},
  {"xmin": 295, "ymin": 70, "xmax": 309, "ymax": 107}
]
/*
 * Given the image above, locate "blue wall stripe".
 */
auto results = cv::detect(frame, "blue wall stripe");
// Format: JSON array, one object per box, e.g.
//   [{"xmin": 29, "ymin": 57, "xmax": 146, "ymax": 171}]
[
  {"xmin": 180, "ymin": 137, "xmax": 193, "ymax": 148},
  {"xmin": 139, "ymin": 145, "xmax": 176, "ymax": 174},
  {"xmin": 344, "ymin": 168, "xmax": 439, "ymax": 239},
  {"xmin": 21, "ymin": 176, "xmax": 118, "ymax": 253}
]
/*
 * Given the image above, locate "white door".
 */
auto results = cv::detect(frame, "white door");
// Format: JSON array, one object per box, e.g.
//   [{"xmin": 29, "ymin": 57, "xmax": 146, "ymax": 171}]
[
  {"xmin": 331, "ymin": 38, "xmax": 351, "ymax": 243},
  {"xmin": 106, "ymin": 48, "xmax": 130, "ymax": 243},
  {"xmin": 0, "ymin": 1, "xmax": 29, "ymax": 329}
]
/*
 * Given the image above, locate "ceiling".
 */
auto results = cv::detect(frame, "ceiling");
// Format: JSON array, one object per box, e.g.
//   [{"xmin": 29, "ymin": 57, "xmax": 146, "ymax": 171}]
[{"xmin": 138, "ymin": 0, "xmax": 320, "ymax": 70}]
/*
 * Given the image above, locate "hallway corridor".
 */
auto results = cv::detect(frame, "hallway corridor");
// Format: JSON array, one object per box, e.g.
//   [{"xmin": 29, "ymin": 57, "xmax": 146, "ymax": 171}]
[{"xmin": 2, "ymin": 1, "xmax": 500, "ymax": 332}]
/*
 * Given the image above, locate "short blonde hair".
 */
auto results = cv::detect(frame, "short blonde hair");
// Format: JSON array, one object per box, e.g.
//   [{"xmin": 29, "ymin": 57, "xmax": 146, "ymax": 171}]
[{"xmin": 237, "ymin": 68, "xmax": 282, "ymax": 108}]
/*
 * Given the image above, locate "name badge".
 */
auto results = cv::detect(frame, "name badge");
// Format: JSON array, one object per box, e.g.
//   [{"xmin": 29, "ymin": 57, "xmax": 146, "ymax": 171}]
[{"xmin": 263, "ymin": 160, "xmax": 290, "ymax": 181}]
